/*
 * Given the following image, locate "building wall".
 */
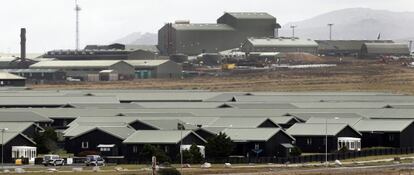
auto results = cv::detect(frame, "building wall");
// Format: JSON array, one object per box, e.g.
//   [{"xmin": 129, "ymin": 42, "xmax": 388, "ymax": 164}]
[
  {"xmin": 1, "ymin": 135, "xmax": 36, "ymax": 163},
  {"xmin": 0, "ymin": 79, "xmax": 26, "ymax": 87},
  {"xmin": 174, "ymin": 30, "xmax": 237, "ymax": 55},
  {"xmin": 400, "ymin": 123, "xmax": 414, "ymax": 148},
  {"xmin": 65, "ymin": 130, "xmax": 124, "ymax": 156},
  {"xmin": 155, "ymin": 61, "xmax": 183, "ymax": 79},
  {"xmin": 108, "ymin": 62, "xmax": 135, "ymax": 80},
  {"xmin": 128, "ymin": 50, "xmax": 157, "ymax": 60}
]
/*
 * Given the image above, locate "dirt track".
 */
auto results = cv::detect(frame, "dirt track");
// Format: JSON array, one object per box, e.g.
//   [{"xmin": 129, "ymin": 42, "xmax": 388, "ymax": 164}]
[{"xmin": 31, "ymin": 59, "xmax": 414, "ymax": 95}]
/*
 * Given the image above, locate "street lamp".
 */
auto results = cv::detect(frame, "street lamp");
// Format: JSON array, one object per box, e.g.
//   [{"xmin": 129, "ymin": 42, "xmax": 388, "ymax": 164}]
[
  {"xmin": 327, "ymin": 24, "xmax": 334, "ymax": 40},
  {"xmin": 290, "ymin": 25, "xmax": 297, "ymax": 38},
  {"xmin": 178, "ymin": 122, "xmax": 190, "ymax": 174},
  {"xmin": 1, "ymin": 128, "xmax": 8, "ymax": 170},
  {"xmin": 325, "ymin": 117, "xmax": 338, "ymax": 167}
]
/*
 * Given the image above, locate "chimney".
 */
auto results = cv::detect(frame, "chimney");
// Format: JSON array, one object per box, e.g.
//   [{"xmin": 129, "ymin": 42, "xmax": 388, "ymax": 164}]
[{"xmin": 20, "ymin": 28, "xmax": 26, "ymax": 60}]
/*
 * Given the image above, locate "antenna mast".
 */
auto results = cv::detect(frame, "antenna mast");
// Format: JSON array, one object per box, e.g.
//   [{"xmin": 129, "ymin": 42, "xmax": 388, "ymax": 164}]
[{"xmin": 75, "ymin": 0, "xmax": 81, "ymax": 50}]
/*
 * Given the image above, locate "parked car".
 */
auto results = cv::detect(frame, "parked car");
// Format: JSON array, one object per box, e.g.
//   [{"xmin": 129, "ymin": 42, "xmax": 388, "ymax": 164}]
[
  {"xmin": 85, "ymin": 155, "xmax": 105, "ymax": 166},
  {"xmin": 42, "ymin": 155, "xmax": 65, "ymax": 166}
]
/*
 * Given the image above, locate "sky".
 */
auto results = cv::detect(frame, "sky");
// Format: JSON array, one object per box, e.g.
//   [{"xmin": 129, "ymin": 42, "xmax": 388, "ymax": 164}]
[{"xmin": 0, "ymin": 0, "xmax": 413, "ymax": 53}]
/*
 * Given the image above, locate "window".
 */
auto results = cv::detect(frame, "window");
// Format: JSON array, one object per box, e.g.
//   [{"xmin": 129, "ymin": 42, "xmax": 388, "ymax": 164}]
[
  {"xmin": 164, "ymin": 146, "xmax": 169, "ymax": 153},
  {"xmin": 132, "ymin": 146, "xmax": 138, "ymax": 153},
  {"xmin": 254, "ymin": 144, "xmax": 260, "ymax": 150},
  {"xmin": 389, "ymin": 135, "xmax": 394, "ymax": 141},
  {"xmin": 100, "ymin": 147, "xmax": 110, "ymax": 152},
  {"xmin": 81, "ymin": 141, "xmax": 89, "ymax": 149},
  {"xmin": 306, "ymin": 138, "xmax": 312, "ymax": 145}
]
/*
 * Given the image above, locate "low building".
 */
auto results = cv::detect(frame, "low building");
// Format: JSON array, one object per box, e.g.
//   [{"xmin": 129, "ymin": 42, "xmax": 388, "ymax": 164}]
[
  {"xmin": 287, "ymin": 123, "xmax": 362, "ymax": 153},
  {"xmin": 29, "ymin": 60, "xmax": 135, "ymax": 81},
  {"xmin": 0, "ymin": 72, "xmax": 26, "ymax": 87},
  {"xmin": 2, "ymin": 69, "xmax": 66, "ymax": 83},
  {"xmin": 43, "ymin": 44, "xmax": 160, "ymax": 60},
  {"xmin": 222, "ymin": 128, "xmax": 295, "ymax": 157},
  {"xmin": 316, "ymin": 40, "xmax": 394, "ymax": 56},
  {"xmin": 241, "ymin": 37, "xmax": 319, "ymax": 56},
  {"xmin": 353, "ymin": 119, "xmax": 414, "ymax": 148},
  {"xmin": 125, "ymin": 60, "xmax": 182, "ymax": 79},
  {"xmin": 360, "ymin": 43, "xmax": 410, "ymax": 58},
  {"xmin": 122, "ymin": 130, "xmax": 206, "ymax": 162}
]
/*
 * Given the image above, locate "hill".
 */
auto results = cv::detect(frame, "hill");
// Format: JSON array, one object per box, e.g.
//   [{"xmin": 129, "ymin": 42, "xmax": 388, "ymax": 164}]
[
  {"xmin": 113, "ymin": 32, "xmax": 157, "ymax": 45},
  {"xmin": 280, "ymin": 8, "xmax": 414, "ymax": 41}
]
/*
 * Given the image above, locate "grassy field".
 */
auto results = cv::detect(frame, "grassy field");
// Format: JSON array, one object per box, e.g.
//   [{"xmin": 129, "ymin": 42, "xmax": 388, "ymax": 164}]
[{"xmin": 31, "ymin": 58, "xmax": 414, "ymax": 95}]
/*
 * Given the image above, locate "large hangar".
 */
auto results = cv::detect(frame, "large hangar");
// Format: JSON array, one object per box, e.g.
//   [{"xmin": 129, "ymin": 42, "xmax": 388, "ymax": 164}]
[{"xmin": 158, "ymin": 12, "xmax": 281, "ymax": 56}]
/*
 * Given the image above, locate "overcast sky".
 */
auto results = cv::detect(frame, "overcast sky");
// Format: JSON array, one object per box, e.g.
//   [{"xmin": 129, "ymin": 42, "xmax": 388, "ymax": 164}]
[{"xmin": 1, "ymin": 0, "xmax": 413, "ymax": 53}]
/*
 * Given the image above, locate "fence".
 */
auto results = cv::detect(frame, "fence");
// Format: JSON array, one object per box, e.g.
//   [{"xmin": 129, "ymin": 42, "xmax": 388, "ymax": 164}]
[{"xmin": 205, "ymin": 147, "xmax": 414, "ymax": 164}]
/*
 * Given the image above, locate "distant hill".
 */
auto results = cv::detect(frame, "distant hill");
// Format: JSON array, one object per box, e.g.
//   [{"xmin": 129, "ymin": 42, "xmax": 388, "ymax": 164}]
[
  {"xmin": 280, "ymin": 8, "xmax": 414, "ymax": 41},
  {"xmin": 113, "ymin": 32, "xmax": 157, "ymax": 45}
]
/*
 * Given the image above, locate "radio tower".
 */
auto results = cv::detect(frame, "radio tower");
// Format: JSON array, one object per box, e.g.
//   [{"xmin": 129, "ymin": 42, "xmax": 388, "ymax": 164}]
[{"xmin": 75, "ymin": 0, "xmax": 81, "ymax": 50}]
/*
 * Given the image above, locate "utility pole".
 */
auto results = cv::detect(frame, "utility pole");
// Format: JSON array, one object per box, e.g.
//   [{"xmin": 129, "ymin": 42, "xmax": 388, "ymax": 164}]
[
  {"xmin": 409, "ymin": 40, "xmax": 413, "ymax": 53},
  {"xmin": 290, "ymin": 25, "xmax": 297, "ymax": 38},
  {"xmin": 75, "ymin": 0, "xmax": 82, "ymax": 50},
  {"xmin": 327, "ymin": 23, "xmax": 334, "ymax": 40}
]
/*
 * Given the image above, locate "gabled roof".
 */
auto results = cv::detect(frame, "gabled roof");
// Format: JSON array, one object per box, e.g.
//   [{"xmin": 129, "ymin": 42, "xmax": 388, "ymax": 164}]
[
  {"xmin": 67, "ymin": 103, "xmax": 141, "ymax": 109},
  {"xmin": 222, "ymin": 128, "xmax": 294, "ymax": 142},
  {"xmin": 353, "ymin": 119, "xmax": 414, "ymax": 132},
  {"xmin": 137, "ymin": 119, "xmax": 198, "ymax": 130},
  {"xmin": 288, "ymin": 113, "xmax": 364, "ymax": 121},
  {"xmin": 305, "ymin": 117, "xmax": 364, "ymax": 126},
  {"xmin": 268, "ymin": 116, "xmax": 300, "ymax": 124},
  {"xmin": 123, "ymin": 130, "xmax": 206, "ymax": 144},
  {"xmin": 0, "ymin": 96, "xmax": 120, "ymax": 106},
  {"xmin": 0, "ymin": 132, "xmax": 36, "ymax": 145},
  {"xmin": 208, "ymin": 117, "xmax": 277, "ymax": 128},
  {"xmin": 287, "ymin": 123, "xmax": 361, "ymax": 136},
  {"xmin": 64, "ymin": 125, "xmax": 135, "ymax": 140},
  {"xmin": 228, "ymin": 103, "xmax": 298, "ymax": 109},
  {"xmin": 0, "ymin": 122, "xmax": 41, "ymax": 133}
]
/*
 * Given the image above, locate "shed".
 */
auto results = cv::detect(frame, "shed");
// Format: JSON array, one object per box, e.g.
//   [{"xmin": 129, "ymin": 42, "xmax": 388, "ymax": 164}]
[
  {"xmin": 29, "ymin": 60, "xmax": 135, "ymax": 81},
  {"xmin": 241, "ymin": 37, "xmax": 319, "ymax": 55},
  {"xmin": 360, "ymin": 43, "xmax": 410, "ymax": 58},
  {"xmin": 125, "ymin": 60, "xmax": 182, "ymax": 79},
  {"xmin": 0, "ymin": 132, "xmax": 36, "ymax": 163}
]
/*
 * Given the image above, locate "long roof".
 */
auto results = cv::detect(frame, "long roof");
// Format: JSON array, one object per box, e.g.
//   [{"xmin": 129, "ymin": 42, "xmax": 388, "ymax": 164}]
[
  {"xmin": 64, "ymin": 125, "xmax": 135, "ymax": 140},
  {"xmin": 353, "ymin": 119, "xmax": 414, "ymax": 132},
  {"xmin": 208, "ymin": 117, "xmax": 275, "ymax": 128},
  {"xmin": 0, "ymin": 111, "xmax": 52, "ymax": 122},
  {"xmin": 123, "ymin": 130, "xmax": 206, "ymax": 144},
  {"xmin": 0, "ymin": 72, "xmax": 25, "ymax": 80},
  {"xmin": 30, "ymin": 60, "xmax": 127, "ymax": 68},
  {"xmin": 287, "ymin": 123, "xmax": 360, "ymax": 136},
  {"xmin": 246, "ymin": 38, "xmax": 318, "ymax": 48},
  {"xmin": 225, "ymin": 12, "xmax": 275, "ymax": 19},
  {"xmin": 124, "ymin": 60, "xmax": 171, "ymax": 67},
  {"xmin": 363, "ymin": 43, "xmax": 410, "ymax": 54},
  {"xmin": 222, "ymin": 128, "xmax": 293, "ymax": 142},
  {"xmin": 172, "ymin": 24, "xmax": 235, "ymax": 31}
]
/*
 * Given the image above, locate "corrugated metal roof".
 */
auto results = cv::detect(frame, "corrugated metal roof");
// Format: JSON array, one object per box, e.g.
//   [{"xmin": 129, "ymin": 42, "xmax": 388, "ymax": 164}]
[
  {"xmin": 353, "ymin": 119, "xmax": 413, "ymax": 132},
  {"xmin": 363, "ymin": 43, "xmax": 410, "ymax": 54},
  {"xmin": 123, "ymin": 130, "xmax": 205, "ymax": 144},
  {"xmin": 287, "ymin": 123, "xmax": 360, "ymax": 136},
  {"xmin": 125, "ymin": 45, "xmax": 159, "ymax": 53},
  {"xmin": 222, "ymin": 128, "xmax": 290, "ymax": 142},
  {"xmin": 2, "ymin": 69, "xmax": 62, "ymax": 73},
  {"xmin": 0, "ymin": 122, "xmax": 37, "ymax": 133},
  {"xmin": 124, "ymin": 60, "xmax": 170, "ymax": 67},
  {"xmin": 208, "ymin": 117, "xmax": 275, "ymax": 128},
  {"xmin": 305, "ymin": 117, "xmax": 364, "ymax": 126},
  {"xmin": 246, "ymin": 38, "xmax": 318, "ymax": 47},
  {"xmin": 289, "ymin": 113, "xmax": 364, "ymax": 121},
  {"xmin": 64, "ymin": 125, "xmax": 135, "ymax": 140},
  {"xmin": 0, "ymin": 111, "xmax": 51, "ymax": 122},
  {"xmin": 0, "ymin": 96, "xmax": 119, "ymax": 106},
  {"xmin": 225, "ymin": 12, "xmax": 275, "ymax": 19},
  {"xmin": 172, "ymin": 24, "xmax": 235, "ymax": 31},
  {"xmin": 0, "ymin": 72, "xmax": 25, "ymax": 80},
  {"xmin": 30, "ymin": 60, "xmax": 126, "ymax": 68},
  {"xmin": 316, "ymin": 40, "xmax": 394, "ymax": 52}
]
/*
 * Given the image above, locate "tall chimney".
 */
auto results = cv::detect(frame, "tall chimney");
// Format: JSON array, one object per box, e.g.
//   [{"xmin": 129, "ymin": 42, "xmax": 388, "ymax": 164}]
[{"xmin": 20, "ymin": 28, "xmax": 26, "ymax": 60}]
